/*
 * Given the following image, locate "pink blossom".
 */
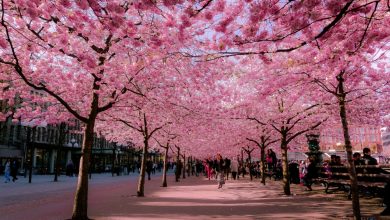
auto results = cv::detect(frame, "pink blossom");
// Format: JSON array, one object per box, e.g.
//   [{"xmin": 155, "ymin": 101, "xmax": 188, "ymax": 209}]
[
  {"xmin": 26, "ymin": 7, "xmax": 38, "ymax": 19},
  {"xmin": 75, "ymin": 0, "xmax": 89, "ymax": 10},
  {"xmin": 59, "ymin": 0, "xmax": 71, "ymax": 8},
  {"xmin": 204, "ymin": 12, "xmax": 213, "ymax": 20},
  {"xmin": 0, "ymin": 37, "xmax": 7, "ymax": 49}
]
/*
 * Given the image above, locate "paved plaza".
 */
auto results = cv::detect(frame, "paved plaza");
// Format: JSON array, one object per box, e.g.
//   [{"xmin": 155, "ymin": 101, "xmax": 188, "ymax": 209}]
[{"xmin": 0, "ymin": 172, "xmax": 388, "ymax": 220}]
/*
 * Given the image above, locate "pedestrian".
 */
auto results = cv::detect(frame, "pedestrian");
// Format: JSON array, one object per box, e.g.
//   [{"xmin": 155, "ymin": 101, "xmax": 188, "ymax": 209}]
[
  {"xmin": 230, "ymin": 157, "xmax": 239, "ymax": 180},
  {"xmin": 269, "ymin": 149, "xmax": 277, "ymax": 171},
  {"xmin": 146, "ymin": 158, "xmax": 153, "ymax": 180},
  {"xmin": 175, "ymin": 160, "xmax": 182, "ymax": 182},
  {"xmin": 217, "ymin": 171, "xmax": 225, "ymax": 189},
  {"xmin": 10, "ymin": 159, "xmax": 19, "ymax": 182},
  {"xmin": 266, "ymin": 149, "xmax": 273, "ymax": 172},
  {"xmin": 66, "ymin": 159, "xmax": 74, "ymax": 177},
  {"xmin": 302, "ymin": 156, "xmax": 318, "ymax": 191},
  {"xmin": 215, "ymin": 154, "xmax": 225, "ymax": 188},
  {"xmin": 4, "ymin": 159, "xmax": 11, "ymax": 183},
  {"xmin": 224, "ymin": 157, "xmax": 231, "ymax": 180},
  {"xmin": 152, "ymin": 162, "xmax": 157, "ymax": 174}
]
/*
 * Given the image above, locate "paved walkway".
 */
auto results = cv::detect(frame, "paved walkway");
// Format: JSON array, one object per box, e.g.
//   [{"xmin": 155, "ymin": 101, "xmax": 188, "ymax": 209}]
[{"xmin": 0, "ymin": 172, "xmax": 388, "ymax": 220}]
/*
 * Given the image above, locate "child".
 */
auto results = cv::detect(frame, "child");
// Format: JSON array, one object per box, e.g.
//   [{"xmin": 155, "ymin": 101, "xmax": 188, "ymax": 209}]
[{"xmin": 217, "ymin": 172, "xmax": 225, "ymax": 189}]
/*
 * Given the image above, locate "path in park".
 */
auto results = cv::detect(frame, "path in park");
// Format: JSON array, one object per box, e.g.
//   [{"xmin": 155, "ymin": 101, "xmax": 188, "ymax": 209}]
[{"xmin": 0, "ymin": 172, "xmax": 387, "ymax": 220}]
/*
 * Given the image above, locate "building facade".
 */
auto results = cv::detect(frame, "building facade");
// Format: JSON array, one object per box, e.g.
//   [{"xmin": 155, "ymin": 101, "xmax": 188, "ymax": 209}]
[
  {"xmin": 381, "ymin": 127, "xmax": 390, "ymax": 156},
  {"xmin": 320, "ymin": 124, "xmax": 383, "ymax": 154},
  {"xmin": 0, "ymin": 118, "xmax": 139, "ymax": 175}
]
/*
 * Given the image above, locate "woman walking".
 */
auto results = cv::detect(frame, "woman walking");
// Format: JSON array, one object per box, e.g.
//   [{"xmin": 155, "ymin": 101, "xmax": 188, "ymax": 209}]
[{"xmin": 4, "ymin": 159, "xmax": 11, "ymax": 183}]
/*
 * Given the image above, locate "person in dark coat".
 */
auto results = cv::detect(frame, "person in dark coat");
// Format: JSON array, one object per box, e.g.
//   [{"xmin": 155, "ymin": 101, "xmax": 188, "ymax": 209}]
[
  {"xmin": 146, "ymin": 158, "xmax": 153, "ymax": 180},
  {"xmin": 175, "ymin": 160, "xmax": 183, "ymax": 182},
  {"xmin": 10, "ymin": 159, "xmax": 19, "ymax": 182},
  {"xmin": 269, "ymin": 149, "xmax": 277, "ymax": 171},
  {"xmin": 302, "ymin": 156, "xmax": 318, "ymax": 191},
  {"xmin": 224, "ymin": 158, "xmax": 231, "ymax": 180},
  {"xmin": 66, "ymin": 159, "xmax": 74, "ymax": 177}
]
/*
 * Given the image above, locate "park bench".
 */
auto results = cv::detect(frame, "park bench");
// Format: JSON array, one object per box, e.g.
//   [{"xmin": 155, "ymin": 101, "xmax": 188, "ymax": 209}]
[
  {"xmin": 264, "ymin": 169, "xmax": 283, "ymax": 181},
  {"xmin": 314, "ymin": 165, "xmax": 390, "ymax": 200}
]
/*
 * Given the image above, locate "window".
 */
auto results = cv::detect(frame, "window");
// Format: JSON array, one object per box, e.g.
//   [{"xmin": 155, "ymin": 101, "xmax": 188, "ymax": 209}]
[
  {"xmin": 42, "ymin": 128, "xmax": 46, "ymax": 142},
  {"xmin": 16, "ymin": 125, "xmax": 21, "ymax": 140},
  {"xmin": 8, "ymin": 125, "xmax": 14, "ymax": 144},
  {"xmin": 37, "ymin": 127, "xmax": 41, "ymax": 142}
]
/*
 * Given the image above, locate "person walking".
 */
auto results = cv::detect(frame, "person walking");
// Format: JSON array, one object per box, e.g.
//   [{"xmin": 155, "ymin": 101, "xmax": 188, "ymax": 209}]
[
  {"xmin": 217, "ymin": 171, "xmax": 225, "ymax": 189},
  {"xmin": 215, "ymin": 154, "xmax": 225, "ymax": 189},
  {"xmin": 66, "ymin": 159, "xmax": 74, "ymax": 177},
  {"xmin": 230, "ymin": 157, "xmax": 239, "ymax": 180},
  {"xmin": 302, "ymin": 156, "xmax": 318, "ymax": 191},
  {"xmin": 10, "ymin": 159, "xmax": 19, "ymax": 182},
  {"xmin": 266, "ymin": 149, "xmax": 274, "ymax": 172},
  {"xmin": 175, "ymin": 160, "xmax": 182, "ymax": 182},
  {"xmin": 146, "ymin": 158, "xmax": 153, "ymax": 180},
  {"xmin": 269, "ymin": 149, "xmax": 277, "ymax": 172},
  {"xmin": 224, "ymin": 157, "xmax": 231, "ymax": 180},
  {"xmin": 4, "ymin": 159, "xmax": 11, "ymax": 183}
]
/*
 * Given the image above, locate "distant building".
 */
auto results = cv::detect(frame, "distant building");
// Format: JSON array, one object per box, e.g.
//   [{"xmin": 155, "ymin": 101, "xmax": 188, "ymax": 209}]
[
  {"xmin": 320, "ymin": 124, "xmax": 382, "ymax": 154},
  {"xmin": 381, "ymin": 127, "xmax": 390, "ymax": 156},
  {"xmin": 0, "ymin": 90, "xmax": 139, "ymax": 175}
]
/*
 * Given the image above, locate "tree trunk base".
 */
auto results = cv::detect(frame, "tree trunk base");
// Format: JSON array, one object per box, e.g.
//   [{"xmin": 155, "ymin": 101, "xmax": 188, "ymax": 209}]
[{"xmin": 69, "ymin": 215, "xmax": 91, "ymax": 220}]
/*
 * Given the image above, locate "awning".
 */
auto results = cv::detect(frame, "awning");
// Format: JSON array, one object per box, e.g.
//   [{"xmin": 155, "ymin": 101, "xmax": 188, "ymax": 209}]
[{"xmin": 0, "ymin": 147, "xmax": 22, "ymax": 158}]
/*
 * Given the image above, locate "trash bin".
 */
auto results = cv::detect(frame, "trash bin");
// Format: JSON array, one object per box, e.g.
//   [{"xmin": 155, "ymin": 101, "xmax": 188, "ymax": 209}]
[{"xmin": 289, "ymin": 162, "xmax": 300, "ymax": 184}]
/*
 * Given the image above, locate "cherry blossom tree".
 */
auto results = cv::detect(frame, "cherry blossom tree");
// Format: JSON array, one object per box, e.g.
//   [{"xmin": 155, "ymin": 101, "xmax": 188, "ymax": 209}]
[
  {"xmin": 280, "ymin": 47, "xmax": 389, "ymax": 219},
  {"xmin": 0, "ymin": 1, "xmax": 188, "ymax": 218},
  {"xmin": 246, "ymin": 125, "xmax": 278, "ymax": 185}
]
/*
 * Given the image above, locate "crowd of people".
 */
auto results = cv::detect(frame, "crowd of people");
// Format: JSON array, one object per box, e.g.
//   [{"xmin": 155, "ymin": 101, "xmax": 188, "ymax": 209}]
[{"xmin": 2, "ymin": 148, "xmax": 389, "ymax": 215}]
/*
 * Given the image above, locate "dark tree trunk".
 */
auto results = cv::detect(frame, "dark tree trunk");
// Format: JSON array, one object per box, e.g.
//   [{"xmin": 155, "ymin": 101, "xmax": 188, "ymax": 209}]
[
  {"xmin": 260, "ymin": 146, "xmax": 266, "ymax": 185},
  {"xmin": 281, "ymin": 136, "xmax": 290, "ymax": 195},
  {"xmin": 182, "ymin": 154, "xmax": 186, "ymax": 179},
  {"xmin": 162, "ymin": 146, "xmax": 169, "ymax": 187},
  {"xmin": 137, "ymin": 137, "xmax": 148, "ymax": 197},
  {"xmin": 28, "ymin": 127, "xmax": 34, "ymax": 184},
  {"xmin": 248, "ymin": 154, "xmax": 253, "ymax": 181},
  {"xmin": 89, "ymin": 153, "xmax": 93, "ymax": 180},
  {"xmin": 337, "ymin": 75, "xmax": 361, "ymax": 220},
  {"xmin": 54, "ymin": 150, "xmax": 60, "ymax": 182},
  {"xmin": 112, "ymin": 148, "xmax": 115, "ymax": 177},
  {"xmin": 54, "ymin": 123, "xmax": 66, "ymax": 182},
  {"xmin": 71, "ymin": 117, "xmax": 95, "ymax": 220},
  {"xmin": 176, "ymin": 147, "xmax": 180, "ymax": 182}
]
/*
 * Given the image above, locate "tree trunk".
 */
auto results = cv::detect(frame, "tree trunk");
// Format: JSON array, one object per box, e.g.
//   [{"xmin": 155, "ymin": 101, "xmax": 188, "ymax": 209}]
[
  {"xmin": 89, "ymin": 153, "xmax": 93, "ymax": 180},
  {"xmin": 182, "ymin": 154, "xmax": 186, "ymax": 179},
  {"xmin": 248, "ymin": 154, "xmax": 253, "ymax": 181},
  {"xmin": 54, "ymin": 149, "xmax": 60, "ymax": 182},
  {"xmin": 112, "ymin": 148, "xmax": 115, "ymax": 177},
  {"xmin": 71, "ymin": 118, "xmax": 95, "ymax": 220},
  {"xmin": 338, "ymin": 76, "xmax": 361, "ymax": 220},
  {"xmin": 260, "ymin": 146, "xmax": 266, "ymax": 185},
  {"xmin": 281, "ymin": 137, "xmax": 290, "ymax": 195},
  {"xmin": 137, "ymin": 137, "xmax": 148, "ymax": 197},
  {"xmin": 54, "ymin": 123, "xmax": 66, "ymax": 182},
  {"xmin": 162, "ymin": 146, "xmax": 169, "ymax": 187},
  {"xmin": 176, "ymin": 147, "xmax": 180, "ymax": 182},
  {"xmin": 28, "ymin": 127, "xmax": 34, "ymax": 184}
]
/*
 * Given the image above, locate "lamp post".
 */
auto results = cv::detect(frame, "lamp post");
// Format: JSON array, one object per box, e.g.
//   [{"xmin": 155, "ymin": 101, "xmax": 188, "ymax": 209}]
[
  {"xmin": 70, "ymin": 138, "xmax": 77, "ymax": 160},
  {"xmin": 70, "ymin": 138, "xmax": 77, "ymax": 148}
]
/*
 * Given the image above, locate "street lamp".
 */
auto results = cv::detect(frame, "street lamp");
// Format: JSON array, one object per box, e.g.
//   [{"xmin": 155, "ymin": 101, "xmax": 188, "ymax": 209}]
[
  {"xmin": 70, "ymin": 138, "xmax": 77, "ymax": 148},
  {"xmin": 69, "ymin": 138, "xmax": 78, "ymax": 163}
]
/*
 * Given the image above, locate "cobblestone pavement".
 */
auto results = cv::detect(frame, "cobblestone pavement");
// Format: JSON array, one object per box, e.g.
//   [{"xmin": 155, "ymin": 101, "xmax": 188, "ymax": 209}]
[{"xmin": 0, "ymin": 172, "xmax": 388, "ymax": 220}]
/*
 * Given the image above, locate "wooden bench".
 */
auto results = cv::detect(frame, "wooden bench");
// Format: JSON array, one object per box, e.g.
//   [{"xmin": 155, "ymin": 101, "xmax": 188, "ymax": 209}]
[{"xmin": 314, "ymin": 165, "xmax": 390, "ymax": 200}]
